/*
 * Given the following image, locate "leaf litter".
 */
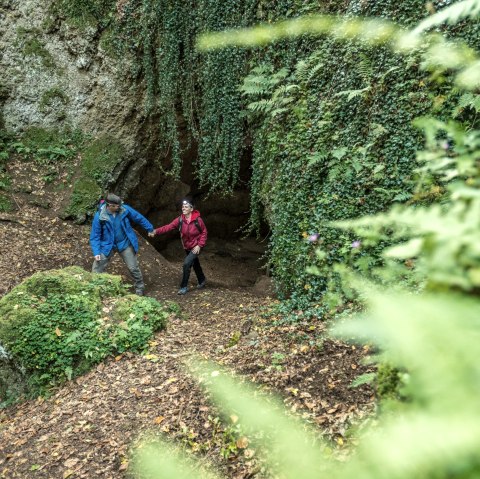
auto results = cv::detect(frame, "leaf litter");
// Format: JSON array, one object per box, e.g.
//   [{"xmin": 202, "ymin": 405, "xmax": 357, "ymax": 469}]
[{"xmin": 0, "ymin": 159, "xmax": 375, "ymax": 478}]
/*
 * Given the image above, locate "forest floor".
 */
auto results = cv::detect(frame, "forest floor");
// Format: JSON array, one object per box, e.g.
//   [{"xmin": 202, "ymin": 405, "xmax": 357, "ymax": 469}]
[{"xmin": 0, "ymin": 159, "xmax": 375, "ymax": 478}]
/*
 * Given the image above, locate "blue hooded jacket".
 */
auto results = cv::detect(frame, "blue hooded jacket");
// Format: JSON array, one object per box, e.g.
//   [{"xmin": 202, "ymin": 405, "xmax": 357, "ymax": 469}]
[{"xmin": 90, "ymin": 203, "xmax": 153, "ymax": 257}]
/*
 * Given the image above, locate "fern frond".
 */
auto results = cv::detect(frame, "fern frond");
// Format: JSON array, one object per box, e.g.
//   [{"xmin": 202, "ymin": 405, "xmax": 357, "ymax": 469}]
[
  {"xmin": 307, "ymin": 151, "xmax": 329, "ymax": 167},
  {"xmin": 308, "ymin": 61, "xmax": 324, "ymax": 80},
  {"xmin": 412, "ymin": 0, "xmax": 480, "ymax": 35},
  {"xmin": 272, "ymin": 85, "xmax": 299, "ymax": 99},
  {"xmin": 358, "ymin": 52, "xmax": 373, "ymax": 84},
  {"xmin": 393, "ymin": 191, "xmax": 413, "ymax": 202},
  {"xmin": 247, "ymin": 98, "xmax": 275, "ymax": 113},
  {"xmin": 295, "ymin": 58, "xmax": 324, "ymax": 83},
  {"xmin": 455, "ymin": 93, "xmax": 480, "ymax": 113},
  {"xmin": 350, "ymin": 372, "xmax": 376, "ymax": 388},
  {"xmin": 295, "ymin": 60, "xmax": 310, "ymax": 81},
  {"xmin": 335, "ymin": 87, "xmax": 370, "ymax": 101},
  {"xmin": 271, "ymin": 107, "xmax": 289, "ymax": 117}
]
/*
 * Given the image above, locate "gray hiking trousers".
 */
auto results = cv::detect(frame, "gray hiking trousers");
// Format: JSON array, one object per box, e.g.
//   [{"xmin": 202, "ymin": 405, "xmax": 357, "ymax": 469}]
[{"xmin": 92, "ymin": 246, "xmax": 145, "ymax": 294}]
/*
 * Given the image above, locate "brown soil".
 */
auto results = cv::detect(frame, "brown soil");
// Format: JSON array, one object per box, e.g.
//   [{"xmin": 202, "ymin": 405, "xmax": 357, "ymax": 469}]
[{"xmin": 0, "ymin": 159, "xmax": 375, "ymax": 478}]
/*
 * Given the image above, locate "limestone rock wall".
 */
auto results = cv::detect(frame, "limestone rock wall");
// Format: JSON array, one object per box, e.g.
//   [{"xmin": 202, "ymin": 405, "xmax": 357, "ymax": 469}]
[{"xmin": 0, "ymin": 0, "xmax": 143, "ymax": 147}]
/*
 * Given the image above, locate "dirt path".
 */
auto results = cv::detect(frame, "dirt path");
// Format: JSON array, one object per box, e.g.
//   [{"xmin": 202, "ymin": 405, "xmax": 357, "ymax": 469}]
[
  {"xmin": 0, "ymin": 160, "xmax": 375, "ymax": 478},
  {"xmin": 0, "ymin": 281, "xmax": 374, "ymax": 479}
]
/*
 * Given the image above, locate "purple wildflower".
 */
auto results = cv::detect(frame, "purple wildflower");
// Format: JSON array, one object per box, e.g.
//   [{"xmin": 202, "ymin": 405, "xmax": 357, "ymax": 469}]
[
  {"xmin": 351, "ymin": 240, "xmax": 361, "ymax": 249},
  {"xmin": 440, "ymin": 141, "xmax": 449, "ymax": 150},
  {"xmin": 308, "ymin": 233, "xmax": 319, "ymax": 243}
]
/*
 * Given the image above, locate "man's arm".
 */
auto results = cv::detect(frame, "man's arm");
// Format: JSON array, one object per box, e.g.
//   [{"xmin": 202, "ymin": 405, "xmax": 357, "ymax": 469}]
[
  {"xmin": 89, "ymin": 215, "xmax": 102, "ymax": 257},
  {"xmin": 125, "ymin": 205, "xmax": 154, "ymax": 233}
]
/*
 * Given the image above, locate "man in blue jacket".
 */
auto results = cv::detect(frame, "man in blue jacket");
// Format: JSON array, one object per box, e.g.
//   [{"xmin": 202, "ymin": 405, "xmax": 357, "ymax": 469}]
[{"xmin": 89, "ymin": 193, "xmax": 154, "ymax": 295}]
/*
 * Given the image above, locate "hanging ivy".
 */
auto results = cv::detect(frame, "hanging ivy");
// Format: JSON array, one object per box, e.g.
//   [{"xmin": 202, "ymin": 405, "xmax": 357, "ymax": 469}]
[{"xmin": 55, "ymin": 0, "xmax": 479, "ymax": 309}]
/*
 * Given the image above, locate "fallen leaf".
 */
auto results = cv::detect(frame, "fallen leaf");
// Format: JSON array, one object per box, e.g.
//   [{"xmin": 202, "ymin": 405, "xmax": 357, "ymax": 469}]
[
  {"xmin": 244, "ymin": 448, "xmax": 255, "ymax": 459},
  {"xmin": 143, "ymin": 354, "xmax": 159, "ymax": 362},
  {"xmin": 55, "ymin": 327, "xmax": 62, "ymax": 337},
  {"xmin": 236, "ymin": 437, "xmax": 249, "ymax": 449},
  {"xmin": 64, "ymin": 458, "xmax": 79, "ymax": 469}
]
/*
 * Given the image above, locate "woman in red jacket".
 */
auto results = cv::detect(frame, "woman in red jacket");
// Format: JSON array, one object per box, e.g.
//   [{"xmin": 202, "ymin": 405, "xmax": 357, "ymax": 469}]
[{"xmin": 150, "ymin": 199, "xmax": 207, "ymax": 295}]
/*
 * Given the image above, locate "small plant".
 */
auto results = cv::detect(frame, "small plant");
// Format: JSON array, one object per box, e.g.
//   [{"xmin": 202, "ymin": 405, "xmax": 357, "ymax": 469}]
[
  {"xmin": 270, "ymin": 351, "xmax": 286, "ymax": 370},
  {"xmin": 0, "ymin": 194, "xmax": 11, "ymax": 212},
  {"xmin": 226, "ymin": 331, "xmax": 241, "ymax": 348}
]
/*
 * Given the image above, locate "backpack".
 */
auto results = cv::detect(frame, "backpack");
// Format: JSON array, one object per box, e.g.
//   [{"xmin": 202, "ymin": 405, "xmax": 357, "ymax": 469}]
[{"xmin": 178, "ymin": 216, "xmax": 203, "ymax": 234}]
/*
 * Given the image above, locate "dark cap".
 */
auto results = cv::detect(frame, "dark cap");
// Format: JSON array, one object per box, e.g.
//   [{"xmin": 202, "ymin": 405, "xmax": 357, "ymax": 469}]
[
  {"xmin": 182, "ymin": 198, "xmax": 194, "ymax": 208},
  {"xmin": 106, "ymin": 193, "xmax": 122, "ymax": 205}
]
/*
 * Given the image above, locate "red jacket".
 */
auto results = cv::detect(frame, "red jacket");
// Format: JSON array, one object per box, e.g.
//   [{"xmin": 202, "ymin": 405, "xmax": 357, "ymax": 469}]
[{"xmin": 154, "ymin": 210, "xmax": 207, "ymax": 250}]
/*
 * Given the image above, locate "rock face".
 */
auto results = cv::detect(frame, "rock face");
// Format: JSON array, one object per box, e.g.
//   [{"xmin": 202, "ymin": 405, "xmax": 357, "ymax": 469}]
[
  {"xmin": 0, "ymin": 0, "xmax": 168, "ymax": 214},
  {"xmin": 0, "ymin": 0, "xmax": 257, "ymax": 245},
  {"xmin": 0, "ymin": 0, "xmax": 145, "ymax": 146}
]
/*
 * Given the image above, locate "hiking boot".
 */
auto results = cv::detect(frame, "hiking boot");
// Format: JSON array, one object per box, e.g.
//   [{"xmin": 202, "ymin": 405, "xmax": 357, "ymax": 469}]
[
  {"xmin": 197, "ymin": 280, "xmax": 206, "ymax": 290},
  {"xmin": 177, "ymin": 287, "xmax": 188, "ymax": 295},
  {"xmin": 136, "ymin": 290, "xmax": 145, "ymax": 296}
]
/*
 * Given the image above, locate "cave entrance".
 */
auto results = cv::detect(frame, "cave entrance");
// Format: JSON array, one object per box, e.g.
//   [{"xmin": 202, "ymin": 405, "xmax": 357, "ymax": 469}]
[{"xmin": 120, "ymin": 133, "xmax": 271, "ymax": 292}]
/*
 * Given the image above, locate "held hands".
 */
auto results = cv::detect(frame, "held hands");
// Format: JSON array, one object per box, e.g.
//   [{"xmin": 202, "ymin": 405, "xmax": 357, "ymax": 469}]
[
  {"xmin": 192, "ymin": 245, "xmax": 201, "ymax": 255},
  {"xmin": 94, "ymin": 255, "xmax": 101, "ymax": 261},
  {"xmin": 148, "ymin": 231, "xmax": 156, "ymax": 238}
]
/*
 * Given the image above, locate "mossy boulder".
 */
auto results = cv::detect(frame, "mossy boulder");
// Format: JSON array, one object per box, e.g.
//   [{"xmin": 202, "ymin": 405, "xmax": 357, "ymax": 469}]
[{"xmin": 0, "ymin": 267, "xmax": 175, "ymax": 403}]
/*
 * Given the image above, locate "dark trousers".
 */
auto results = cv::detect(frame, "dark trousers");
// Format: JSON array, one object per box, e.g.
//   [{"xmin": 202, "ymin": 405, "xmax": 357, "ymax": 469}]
[{"xmin": 181, "ymin": 250, "xmax": 205, "ymax": 288}]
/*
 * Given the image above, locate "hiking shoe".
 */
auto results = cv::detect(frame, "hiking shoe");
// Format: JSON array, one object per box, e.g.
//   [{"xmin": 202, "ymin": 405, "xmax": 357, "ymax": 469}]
[
  {"xmin": 197, "ymin": 280, "xmax": 206, "ymax": 290},
  {"xmin": 136, "ymin": 290, "xmax": 145, "ymax": 296},
  {"xmin": 177, "ymin": 287, "xmax": 188, "ymax": 295}
]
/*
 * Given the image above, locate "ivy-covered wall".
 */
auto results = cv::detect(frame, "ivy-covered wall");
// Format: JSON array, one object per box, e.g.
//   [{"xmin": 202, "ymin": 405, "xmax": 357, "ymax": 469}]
[{"xmin": 54, "ymin": 0, "xmax": 479, "ymax": 307}]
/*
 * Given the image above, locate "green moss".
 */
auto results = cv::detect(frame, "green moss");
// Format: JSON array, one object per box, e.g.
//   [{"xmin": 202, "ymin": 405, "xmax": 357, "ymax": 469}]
[
  {"xmin": 81, "ymin": 136, "xmax": 125, "ymax": 183},
  {"xmin": 0, "ymin": 194, "xmax": 11, "ymax": 212},
  {"xmin": 39, "ymin": 87, "xmax": 69, "ymax": 112},
  {"xmin": 22, "ymin": 36, "xmax": 56, "ymax": 69},
  {"xmin": 0, "ymin": 267, "xmax": 173, "ymax": 400},
  {"xmin": 66, "ymin": 177, "xmax": 102, "ymax": 218},
  {"xmin": 18, "ymin": 127, "xmax": 85, "ymax": 165},
  {"xmin": 41, "ymin": 15, "xmax": 58, "ymax": 34},
  {"xmin": 64, "ymin": 135, "xmax": 125, "ymax": 218},
  {"xmin": 21, "ymin": 127, "xmax": 63, "ymax": 150},
  {"xmin": 52, "ymin": 0, "xmax": 116, "ymax": 28}
]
